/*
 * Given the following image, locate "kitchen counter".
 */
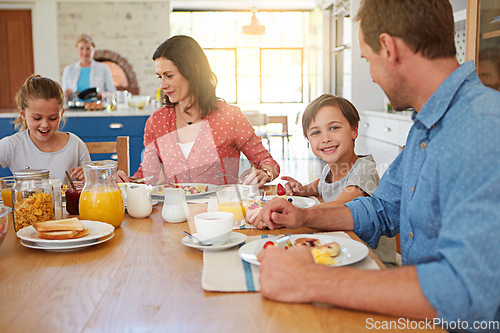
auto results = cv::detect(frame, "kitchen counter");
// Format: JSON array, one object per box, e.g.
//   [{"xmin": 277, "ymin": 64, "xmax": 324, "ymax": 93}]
[
  {"xmin": 361, "ymin": 109, "xmax": 414, "ymax": 121},
  {"xmin": 0, "ymin": 107, "xmax": 157, "ymax": 118}
]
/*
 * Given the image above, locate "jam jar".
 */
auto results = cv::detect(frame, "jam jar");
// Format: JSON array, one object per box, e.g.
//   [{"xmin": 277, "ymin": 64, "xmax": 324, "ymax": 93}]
[{"xmin": 12, "ymin": 169, "xmax": 55, "ymax": 232}]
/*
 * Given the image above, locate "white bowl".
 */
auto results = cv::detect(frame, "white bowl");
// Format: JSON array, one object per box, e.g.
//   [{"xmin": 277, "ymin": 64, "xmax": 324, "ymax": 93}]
[{"xmin": 128, "ymin": 96, "xmax": 150, "ymax": 109}]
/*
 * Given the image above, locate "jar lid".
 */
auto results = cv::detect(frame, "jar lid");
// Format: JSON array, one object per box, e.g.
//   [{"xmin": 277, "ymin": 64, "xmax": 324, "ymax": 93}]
[
  {"xmin": 84, "ymin": 160, "xmax": 117, "ymax": 169},
  {"xmin": 13, "ymin": 169, "xmax": 50, "ymax": 180}
]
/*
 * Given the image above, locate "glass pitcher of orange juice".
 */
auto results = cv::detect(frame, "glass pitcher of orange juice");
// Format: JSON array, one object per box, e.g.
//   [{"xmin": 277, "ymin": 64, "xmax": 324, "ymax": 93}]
[{"xmin": 79, "ymin": 160, "xmax": 124, "ymax": 228}]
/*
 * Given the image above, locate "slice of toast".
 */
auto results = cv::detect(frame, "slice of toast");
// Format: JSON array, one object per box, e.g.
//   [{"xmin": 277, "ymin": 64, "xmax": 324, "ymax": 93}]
[
  {"xmin": 33, "ymin": 217, "xmax": 84, "ymax": 232},
  {"xmin": 37, "ymin": 229, "xmax": 80, "ymax": 240},
  {"xmin": 73, "ymin": 229, "xmax": 90, "ymax": 239}
]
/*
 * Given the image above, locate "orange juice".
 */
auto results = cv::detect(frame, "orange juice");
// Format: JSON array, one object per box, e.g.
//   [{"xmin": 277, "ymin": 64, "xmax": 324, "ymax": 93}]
[
  {"xmin": 1, "ymin": 188, "xmax": 12, "ymax": 207},
  {"xmin": 218, "ymin": 201, "xmax": 248, "ymax": 221},
  {"xmin": 79, "ymin": 187, "xmax": 124, "ymax": 227}
]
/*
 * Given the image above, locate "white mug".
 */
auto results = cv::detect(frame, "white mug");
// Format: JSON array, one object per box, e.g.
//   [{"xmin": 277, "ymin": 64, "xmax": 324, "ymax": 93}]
[
  {"xmin": 194, "ymin": 212, "xmax": 234, "ymax": 245},
  {"xmin": 162, "ymin": 188, "xmax": 189, "ymax": 223},
  {"xmin": 125, "ymin": 184, "xmax": 153, "ymax": 219}
]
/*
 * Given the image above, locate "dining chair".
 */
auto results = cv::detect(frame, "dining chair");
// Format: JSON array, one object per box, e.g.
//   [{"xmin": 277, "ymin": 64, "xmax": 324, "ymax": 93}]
[
  {"xmin": 243, "ymin": 110, "xmax": 270, "ymax": 150},
  {"xmin": 267, "ymin": 115, "xmax": 291, "ymax": 156},
  {"xmin": 85, "ymin": 136, "xmax": 130, "ymax": 176}
]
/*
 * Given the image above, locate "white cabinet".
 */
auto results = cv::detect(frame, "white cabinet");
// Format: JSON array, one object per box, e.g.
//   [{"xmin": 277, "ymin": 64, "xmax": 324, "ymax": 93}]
[{"xmin": 355, "ymin": 110, "xmax": 413, "ymax": 175}]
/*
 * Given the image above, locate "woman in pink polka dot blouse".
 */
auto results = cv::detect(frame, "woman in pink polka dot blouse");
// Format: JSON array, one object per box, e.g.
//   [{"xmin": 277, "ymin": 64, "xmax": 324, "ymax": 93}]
[{"xmin": 117, "ymin": 35, "xmax": 279, "ymax": 187}]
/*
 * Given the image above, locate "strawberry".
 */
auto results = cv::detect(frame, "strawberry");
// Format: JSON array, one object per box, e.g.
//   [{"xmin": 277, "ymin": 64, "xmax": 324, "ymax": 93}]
[
  {"xmin": 277, "ymin": 183, "xmax": 286, "ymax": 196},
  {"xmin": 263, "ymin": 241, "xmax": 275, "ymax": 249}
]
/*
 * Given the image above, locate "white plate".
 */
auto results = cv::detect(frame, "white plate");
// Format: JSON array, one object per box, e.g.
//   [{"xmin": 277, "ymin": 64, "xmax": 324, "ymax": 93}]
[
  {"xmin": 266, "ymin": 196, "xmax": 317, "ymax": 208},
  {"xmin": 182, "ymin": 231, "xmax": 247, "ymax": 251},
  {"xmin": 20, "ymin": 232, "xmax": 114, "ymax": 251},
  {"xmin": 238, "ymin": 234, "xmax": 369, "ymax": 267},
  {"xmin": 152, "ymin": 183, "xmax": 217, "ymax": 199},
  {"xmin": 16, "ymin": 220, "xmax": 115, "ymax": 245}
]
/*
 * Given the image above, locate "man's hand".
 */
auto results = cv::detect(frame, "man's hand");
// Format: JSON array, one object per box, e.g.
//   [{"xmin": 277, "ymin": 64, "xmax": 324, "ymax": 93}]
[
  {"xmin": 258, "ymin": 246, "xmax": 318, "ymax": 303},
  {"xmin": 259, "ymin": 197, "xmax": 306, "ymax": 230}
]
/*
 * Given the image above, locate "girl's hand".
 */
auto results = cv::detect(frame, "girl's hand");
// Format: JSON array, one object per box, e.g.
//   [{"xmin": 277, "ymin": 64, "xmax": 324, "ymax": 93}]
[
  {"xmin": 70, "ymin": 167, "xmax": 85, "ymax": 181},
  {"xmin": 281, "ymin": 176, "xmax": 306, "ymax": 196}
]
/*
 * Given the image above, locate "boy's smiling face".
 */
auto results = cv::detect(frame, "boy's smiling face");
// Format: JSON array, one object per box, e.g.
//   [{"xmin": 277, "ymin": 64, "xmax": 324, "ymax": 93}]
[{"xmin": 306, "ymin": 105, "xmax": 358, "ymax": 166}]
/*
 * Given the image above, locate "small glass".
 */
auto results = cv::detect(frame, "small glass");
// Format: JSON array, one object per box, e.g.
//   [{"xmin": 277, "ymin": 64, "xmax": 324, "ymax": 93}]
[
  {"xmin": 216, "ymin": 185, "xmax": 249, "ymax": 222},
  {"xmin": 0, "ymin": 178, "xmax": 14, "ymax": 207}
]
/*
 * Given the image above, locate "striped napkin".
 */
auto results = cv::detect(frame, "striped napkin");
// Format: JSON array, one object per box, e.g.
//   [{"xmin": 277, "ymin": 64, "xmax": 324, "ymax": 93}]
[{"xmin": 201, "ymin": 231, "xmax": 380, "ymax": 292}]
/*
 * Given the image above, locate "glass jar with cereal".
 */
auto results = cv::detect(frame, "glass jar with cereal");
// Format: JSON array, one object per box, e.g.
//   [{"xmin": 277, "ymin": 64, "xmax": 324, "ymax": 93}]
[{"xmin": 12, "ymin": 169, "xmax": 55, "ymax": 232}]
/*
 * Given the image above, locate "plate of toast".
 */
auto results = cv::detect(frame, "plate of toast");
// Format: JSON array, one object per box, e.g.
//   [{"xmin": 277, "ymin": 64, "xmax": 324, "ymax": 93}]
[{"xmin": 17, "ymin": 218, "xmax": 114, "ymax": 250}]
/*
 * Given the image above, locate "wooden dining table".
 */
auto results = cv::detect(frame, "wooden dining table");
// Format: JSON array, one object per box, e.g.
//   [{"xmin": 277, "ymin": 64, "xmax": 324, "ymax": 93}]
[{"xmin": 0, "ymin": 186, "xmax": 444, "ymax": 332}]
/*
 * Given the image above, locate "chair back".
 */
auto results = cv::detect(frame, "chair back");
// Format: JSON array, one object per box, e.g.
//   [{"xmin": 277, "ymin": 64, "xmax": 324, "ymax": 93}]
[{"xmin": 85, "ymin": 136, "xmax": 130, "ymax": 176}]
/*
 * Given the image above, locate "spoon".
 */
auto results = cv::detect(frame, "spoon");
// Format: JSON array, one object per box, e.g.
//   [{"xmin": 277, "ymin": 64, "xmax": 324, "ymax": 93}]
[{"xmin": 182, "ymin": 231, "xmax": 213, "ymax": 246}]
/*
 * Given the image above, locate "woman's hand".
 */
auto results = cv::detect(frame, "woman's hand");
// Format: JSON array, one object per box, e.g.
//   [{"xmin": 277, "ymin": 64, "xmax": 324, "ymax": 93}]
[
  {"xmin": 240, "ymin": 167, "xmax": 268, "ymax": 188},
  {"xmin": 116, "ymin": 170, "xmax": 131, "ymax": 183},
  {"xmin": 70, "ymin": 167, "xmax": 85, "ymax": 181},
  {"xmin": 245, "ymin": 206, "xmax": 268, "ymax": 229},
  {"xmin": 64, "ymin": 88, "xmax": 73, "ymax": 101}
]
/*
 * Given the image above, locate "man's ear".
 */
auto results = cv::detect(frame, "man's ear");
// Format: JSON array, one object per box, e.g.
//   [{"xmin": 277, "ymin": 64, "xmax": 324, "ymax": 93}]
[{"xmin": 379, "ymin": 33, "xmax": 398, "ymax": 63}]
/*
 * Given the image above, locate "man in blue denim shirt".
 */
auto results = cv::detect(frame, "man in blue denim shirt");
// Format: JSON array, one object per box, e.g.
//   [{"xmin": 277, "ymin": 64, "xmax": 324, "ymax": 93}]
[{"xmin": 257, "ymin": 0, "xmax": 500, "ymax": 331}]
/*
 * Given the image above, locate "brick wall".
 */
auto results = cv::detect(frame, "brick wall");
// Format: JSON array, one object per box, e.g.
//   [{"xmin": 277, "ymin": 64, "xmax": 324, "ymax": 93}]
[{"xmin": 57, "ymin": 1, "xmax": 170, "ymax": 98}]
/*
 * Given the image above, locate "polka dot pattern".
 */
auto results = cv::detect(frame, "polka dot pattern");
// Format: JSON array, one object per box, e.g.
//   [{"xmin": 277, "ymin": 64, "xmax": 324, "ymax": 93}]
[{"xmin": 132, "ymin": 101, "xmax": 280, "ymax": 184}]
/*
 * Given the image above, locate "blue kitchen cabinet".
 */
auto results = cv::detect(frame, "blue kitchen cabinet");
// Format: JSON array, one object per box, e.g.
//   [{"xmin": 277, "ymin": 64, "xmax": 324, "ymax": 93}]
[
  {"xmin": 0, "ymin": 114, "xmax": 148, "ymax": 178},
  {"xmin": 62, "ymin": 115, "xmax": 148, "ymax": 175},
  {"xmin": 0, "ymin": 116, "xmax": 16, "ymax": 177}
]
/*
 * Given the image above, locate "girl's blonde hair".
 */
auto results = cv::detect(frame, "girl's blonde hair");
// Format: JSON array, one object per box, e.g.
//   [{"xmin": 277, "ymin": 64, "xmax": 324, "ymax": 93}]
[
  {"xmin": 302, "ymin": 94, "xmax": 360, "ymax": 138},
  {"xmin": 14, "ymin": 75, "xmax": 65, "ymax": 131}
]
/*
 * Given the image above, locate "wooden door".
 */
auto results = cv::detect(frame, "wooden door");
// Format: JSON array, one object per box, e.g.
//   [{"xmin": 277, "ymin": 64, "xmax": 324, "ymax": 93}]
[{"xmin": 0, "ymin": 10, "xmax": 34, "ymax": 111}]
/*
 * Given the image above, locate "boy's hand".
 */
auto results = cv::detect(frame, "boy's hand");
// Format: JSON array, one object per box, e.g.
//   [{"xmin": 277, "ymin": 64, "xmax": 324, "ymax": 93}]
[
  {"xmin": 281, "ymin": 176, "xmax": 307, "ymax": 196},
  {"xmin": 70, "ymin": 167, "xmax": 85, "ymax": 181}
]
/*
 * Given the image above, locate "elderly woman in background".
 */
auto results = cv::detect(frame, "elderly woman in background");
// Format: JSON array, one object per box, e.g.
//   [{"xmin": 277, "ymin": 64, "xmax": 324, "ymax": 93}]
[
  {"xmin": 117, "ymin": 35, "xmax": 279, "ymax": 187},
  {"xmin": 61, "ymin": 34, "xmax": 116, "ymax": 101}
]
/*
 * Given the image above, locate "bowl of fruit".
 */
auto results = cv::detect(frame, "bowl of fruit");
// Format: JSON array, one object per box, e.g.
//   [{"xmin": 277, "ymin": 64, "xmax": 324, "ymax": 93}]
[{"xmin": 0, "ymin": 205, "xmax": 10, "ymax": 246}]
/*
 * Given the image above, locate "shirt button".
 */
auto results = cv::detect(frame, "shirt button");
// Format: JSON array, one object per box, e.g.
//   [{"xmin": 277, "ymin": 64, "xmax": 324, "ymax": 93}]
[
  {"xmin": 421, "ymin": 142, "xmax": 427, "ymax": 149},
  {"xmin": 409, "ymin": 232, "xmax": 414, "ymax": 238},
  {"xmin": 411, "ymin": 186, "xmax": 415, "ymax": 192}
]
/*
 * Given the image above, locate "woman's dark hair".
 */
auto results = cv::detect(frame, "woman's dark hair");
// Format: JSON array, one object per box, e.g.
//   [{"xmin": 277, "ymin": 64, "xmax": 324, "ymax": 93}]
[{"xmin": 153, "ymin": 35, "xmax": 218, "ymax": 118}]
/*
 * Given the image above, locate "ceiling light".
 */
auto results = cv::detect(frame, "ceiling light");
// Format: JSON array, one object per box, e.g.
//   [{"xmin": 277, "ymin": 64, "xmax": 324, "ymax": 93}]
[{"xmin": 242, "ymin": 8, "xmax": 265, "ymax": 35}]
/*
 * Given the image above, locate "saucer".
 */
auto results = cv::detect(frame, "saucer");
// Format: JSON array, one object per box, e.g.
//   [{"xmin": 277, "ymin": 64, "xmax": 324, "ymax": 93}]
[{"xmin": 182, "ymin": 232, "xmax": 247, "ymax": 251}]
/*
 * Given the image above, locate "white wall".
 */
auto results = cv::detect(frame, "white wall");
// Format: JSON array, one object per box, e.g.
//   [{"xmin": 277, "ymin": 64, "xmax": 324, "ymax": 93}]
[{"xmin": 349, "ymin": 0, "xmax": 385, "ymax": 112}]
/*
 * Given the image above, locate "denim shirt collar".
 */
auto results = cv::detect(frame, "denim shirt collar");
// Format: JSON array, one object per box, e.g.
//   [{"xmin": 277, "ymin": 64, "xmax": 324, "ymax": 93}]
[{"xmin": 413, "ymin": 61, "xmax": 476, "ymax": 129}]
